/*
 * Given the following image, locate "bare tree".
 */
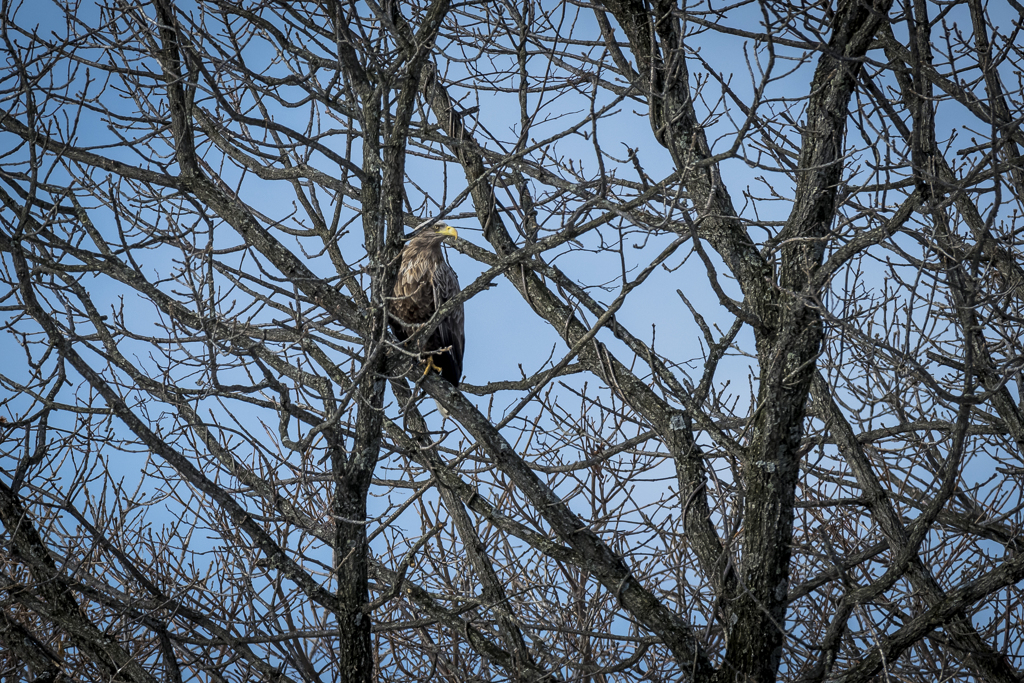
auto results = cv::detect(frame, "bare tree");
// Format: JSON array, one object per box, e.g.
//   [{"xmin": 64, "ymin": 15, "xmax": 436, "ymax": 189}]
[{"xmin": 1, "ymin": 0, "xmax": 1023, "ymax": 681}]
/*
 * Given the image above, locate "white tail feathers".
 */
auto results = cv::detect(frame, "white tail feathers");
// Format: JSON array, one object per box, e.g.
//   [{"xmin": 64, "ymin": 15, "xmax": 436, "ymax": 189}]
[{"xmin": 434, "ymin": 399, "xmax": 450, "ymax": 418}]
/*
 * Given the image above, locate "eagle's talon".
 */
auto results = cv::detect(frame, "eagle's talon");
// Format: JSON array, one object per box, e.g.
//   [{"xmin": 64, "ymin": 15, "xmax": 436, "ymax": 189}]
[{"xmin": 422, "ymin": 356, "xmax": 442, "ymax": 377}]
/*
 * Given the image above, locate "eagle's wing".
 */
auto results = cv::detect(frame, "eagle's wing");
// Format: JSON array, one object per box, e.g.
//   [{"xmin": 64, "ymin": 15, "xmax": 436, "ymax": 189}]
[{"xmin": 432, "ymin": 261, "xmax": 464, "ymax": 382}]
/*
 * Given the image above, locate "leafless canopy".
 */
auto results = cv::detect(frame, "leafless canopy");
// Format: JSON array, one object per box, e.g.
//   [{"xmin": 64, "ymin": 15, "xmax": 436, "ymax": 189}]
[{"xmin": 2, "ymin": 0, "xmax": 1024, "ymax": 681}]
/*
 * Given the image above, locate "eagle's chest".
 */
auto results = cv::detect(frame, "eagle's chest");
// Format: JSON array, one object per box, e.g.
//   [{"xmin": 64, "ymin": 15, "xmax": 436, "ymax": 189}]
[{"xmin": 391, "ymin": 261, "xmax": 436, "ymax": 327}]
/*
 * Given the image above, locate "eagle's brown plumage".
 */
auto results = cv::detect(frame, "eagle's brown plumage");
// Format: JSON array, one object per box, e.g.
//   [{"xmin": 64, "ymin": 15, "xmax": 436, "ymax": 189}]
[{"xmin": 390, "ymin": 223, "xmax": 464, "ymax": 386}]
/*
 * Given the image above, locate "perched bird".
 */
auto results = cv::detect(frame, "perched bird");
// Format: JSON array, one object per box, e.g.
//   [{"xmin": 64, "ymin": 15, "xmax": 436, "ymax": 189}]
[{"xmin": 390, "ymin": 223, "xmax": 465, "ymax": 388}]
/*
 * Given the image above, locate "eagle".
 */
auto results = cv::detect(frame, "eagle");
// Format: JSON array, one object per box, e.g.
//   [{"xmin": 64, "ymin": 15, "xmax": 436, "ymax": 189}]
[{"xmin": 390, "ymin": 223, "xmax": 465, "ymax": 388}]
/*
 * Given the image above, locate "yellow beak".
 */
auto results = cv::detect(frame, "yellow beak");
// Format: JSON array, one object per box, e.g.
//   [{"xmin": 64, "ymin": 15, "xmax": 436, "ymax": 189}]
[{"xmin": 436, "ymin": 224, "xmax": 458, "ymax": 239}]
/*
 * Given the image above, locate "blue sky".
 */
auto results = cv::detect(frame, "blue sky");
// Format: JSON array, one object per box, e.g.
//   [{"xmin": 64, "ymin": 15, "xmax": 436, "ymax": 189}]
[{"xmin": 2, "ymin": 0, "xmax": 1023, "ymax": 677}]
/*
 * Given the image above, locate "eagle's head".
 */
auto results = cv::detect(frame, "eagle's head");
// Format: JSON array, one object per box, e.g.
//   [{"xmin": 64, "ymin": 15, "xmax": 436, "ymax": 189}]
[
  {"xmin": 430, "ymin": 223, "xmax": 458, "ymax": 240},
  {"xmin": 408, "ymin": 222, "xmax": 458, "ymax": 249}
]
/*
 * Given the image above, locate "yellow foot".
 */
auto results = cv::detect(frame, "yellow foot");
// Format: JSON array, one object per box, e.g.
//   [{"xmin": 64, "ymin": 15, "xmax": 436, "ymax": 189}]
[{"xmin": 422, "ymin": 356, "xmax": 442, "ymax": 378}]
